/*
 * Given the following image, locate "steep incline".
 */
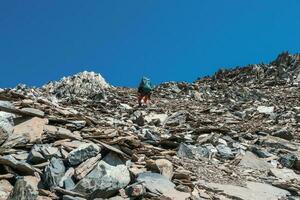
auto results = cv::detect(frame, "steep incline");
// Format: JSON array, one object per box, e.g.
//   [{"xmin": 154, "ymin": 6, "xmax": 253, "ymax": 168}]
[{"xmin": 0, "ymin": 53, "xmax": 299, "ymax": 199}]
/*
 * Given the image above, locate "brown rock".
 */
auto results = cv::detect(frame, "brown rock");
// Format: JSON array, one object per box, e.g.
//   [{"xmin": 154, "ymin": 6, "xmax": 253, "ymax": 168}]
[
  {"xmin": 3, "ymin": 117, "xmax": 48, "ymax": 147},
  {"xmin": 74, "ymin": 154, "xmax": 101, "ymax": 180},
  {"xmin": 0, "ymin": 179, "xmax": 13, "ymax": 200}
]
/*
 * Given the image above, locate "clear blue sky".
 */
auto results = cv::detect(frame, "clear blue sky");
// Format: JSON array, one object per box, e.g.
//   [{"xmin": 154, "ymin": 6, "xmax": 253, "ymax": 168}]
[{"xmin": 1, "ymin": 1, "xmax": 300, "ymax": 88}]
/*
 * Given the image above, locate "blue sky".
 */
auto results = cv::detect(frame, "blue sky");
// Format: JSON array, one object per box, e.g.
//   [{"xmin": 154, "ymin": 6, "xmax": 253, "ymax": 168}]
[{"xmin": 1, "ymin": 1, "xmax": 300, "ymax": 88}]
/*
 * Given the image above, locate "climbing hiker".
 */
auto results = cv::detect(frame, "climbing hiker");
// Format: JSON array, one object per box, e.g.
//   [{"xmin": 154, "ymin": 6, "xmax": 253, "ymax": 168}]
[{"xmin": 137, "ymin": 76, "xmax": 153, "ymax": 106}]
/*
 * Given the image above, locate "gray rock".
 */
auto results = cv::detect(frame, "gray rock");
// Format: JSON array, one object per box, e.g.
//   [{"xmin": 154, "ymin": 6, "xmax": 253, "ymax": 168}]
[
  {"xmin": 288, "ymin": 196, "xmax": 300, "ymax": 200},
  {"xmin": 59, "ymin": 167, "xmax": 75, "ymax": 190},
  {"xmin": 239, "ymin": 151, "xmax": 271, "ymax": 170},
  {"xmin": 272, "ymin": 129, "xmax": 293, "ymax": 140},
  {"xmin": 28, "ymin": 144, "xmax": 62, "ymax": 164},
  {"xmin": 0, "ymin": 155, "xmax": 36, "ymax": 175},
  {"xmin": 132, "ymin": 111, "xmax": 145, "ymax": 126},
  {"xmin": 261, "ymin": 136, "xmax": 298, "ymax": 151},
  {"xmin": 21, "ymin": 107, "xmax": 45, "ymax": 117},
  {"xmin": 257, "ymin": 106, "xmax": 274, "ymax": 115},
  {"xmin": 164, "ymin": 111, "xmax": 187, "ymax": 126},
  {"xmin": 0, "ymin": 101, "xmax": 15, "ymax": 145},
  {"xmin": 203, "ymin": 143, "xmax": 218, "ymax": 157},
  {"xmin": 177, "ymin": 143, "xmax": 194, "ymax": 159},
  {"xmin": 62, "ymin": 195, "xmax": 86, "ymax": 200},
  {"xmin": 250, "ymin": 146, "xmax": 273, "ymax": 158},
  {"xmin": 102, "ymin": 151, "xmax": 124, "ymax": 166},
  {"xmin": 294, "ymin": 159, "xmax": 300, "ymax": 171},
  {"xmin": 279, "ymin": 153, "xmax": 297, "ymax": 168},
  {"xmin": 67, "ymin": 143, "xmax": 100, "ymax": 166},
  {"xmin": 216, "ymin": 144, "xmax": 233, "ymax": 159},
  {"xmin": 73, "ymin": 160, "xmax": 130, "ymax": 198},
  {"xmin": 207, "ymin": 181, "xmax": 290, "ymax": 200},
  {"xmin": 144, "ymin": 113, "xmax": 168, "ymax": 125},
  {"xmin": 269, "ymin": 168, "xmax": 300, "ymax": 181},
  {"xmin": 7, "ymin": 176, "xmax": 39, "ymax": 200},
  {"xmin": 136, "ymin": 172, "xmax": 189, "ymax": 199},
  {"xmin": 44, "ymin": 157, "xmax": 65, "ymax": 188}
]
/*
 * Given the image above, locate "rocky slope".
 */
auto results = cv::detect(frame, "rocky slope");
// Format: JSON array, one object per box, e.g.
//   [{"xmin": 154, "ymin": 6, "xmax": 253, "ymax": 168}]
[{"xmin": 0, "ymin": 52, "xmax": 299, "ymax": 200}]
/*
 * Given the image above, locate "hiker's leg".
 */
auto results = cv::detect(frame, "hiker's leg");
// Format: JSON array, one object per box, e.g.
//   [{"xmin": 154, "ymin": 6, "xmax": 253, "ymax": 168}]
[
  {"xmin": 144, "ymin": 95, "xmax": 149, "ymax": 104},
  {"xmin": 138, "ymin": 94, "xmax": 143, "ymax": 106}
]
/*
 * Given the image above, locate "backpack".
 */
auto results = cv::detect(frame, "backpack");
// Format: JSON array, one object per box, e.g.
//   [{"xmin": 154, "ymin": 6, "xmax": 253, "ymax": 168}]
[{"xmin": 139, "ymin": 77, "xmax": 152, "ymax": 93}]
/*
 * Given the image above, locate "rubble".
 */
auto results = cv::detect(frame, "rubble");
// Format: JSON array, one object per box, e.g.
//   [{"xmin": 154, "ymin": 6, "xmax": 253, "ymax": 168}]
[{"xmin": 0, "ymin": 52, "xmax": 299, "ymax": 199}]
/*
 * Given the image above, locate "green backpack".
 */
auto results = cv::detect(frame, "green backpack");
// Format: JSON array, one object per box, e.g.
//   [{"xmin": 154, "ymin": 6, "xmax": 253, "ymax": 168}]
[{"xmin": 139, "ymin": 77, "xmax": 152, "ymax": 93}]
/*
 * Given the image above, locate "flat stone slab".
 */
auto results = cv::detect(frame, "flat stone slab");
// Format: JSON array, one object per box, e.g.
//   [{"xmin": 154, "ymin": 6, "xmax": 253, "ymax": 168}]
[
  {"xmin": 269, "ymin": 168, "xmax": 300, "ymax": 181},
  {"xmin": 239, "ymin": 151, "xmax": 271, "ymax": 170},
  {"xmin": 207, "ymin": 181, "xmax": 290, "ymax": 200}
]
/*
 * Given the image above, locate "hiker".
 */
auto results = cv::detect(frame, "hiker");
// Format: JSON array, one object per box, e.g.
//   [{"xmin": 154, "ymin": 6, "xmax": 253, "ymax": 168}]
[{"xmin": 137, "ymin": 77, "xmax": 153, "ymax": 106}]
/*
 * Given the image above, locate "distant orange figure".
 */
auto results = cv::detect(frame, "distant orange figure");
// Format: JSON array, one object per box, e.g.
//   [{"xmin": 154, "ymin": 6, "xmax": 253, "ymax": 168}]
[{"xmin": 137, "ymin": 77, "xmax": 153, "ymax": 106}]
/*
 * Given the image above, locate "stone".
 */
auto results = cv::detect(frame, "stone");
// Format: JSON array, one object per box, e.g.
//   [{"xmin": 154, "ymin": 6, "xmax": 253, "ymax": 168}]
[
  {"xmin": 294, "ymin": 160, "xmax": 300, "ymax": 170},
  {"xmin": 102, "ymin": 152, "xmax": 124, "ymax": 166},
  {"xmin": 207, "ymin": 181, "xmax": 290, "ymax": 200},
  {"xmin": 7, "ymin": 176, "xmax": 39, "ymax": 200},
  {"xmin": 125, "ymin": 183, "xmax": 146, "ymax": 197},
  {"xmin": 3, "ymin": 117, "xmax": 48, "ymax": 147},
  {"xmin": 164, "ymin": 111, "xmax": 187, "ymax": 126},
  {"xmin": 216, "ymin": 144, "xmax": 233, "ymax": 159},
  {"xmin": 269, "ymin": 168, "xmax": 300, "ymax": 181},
  {"xmin": 44, "ymin": 157, "xmax": 66, "ymax": 188},
  {"xmin": 44, "ymin": 125, "xmax": 82, "ymax": 140},
  {"xmin": 177, "ymin": 143, "xmax": 194, "ymax": 159},
  {"xmin": 67, "ymin": 143, "xmax": 100, "ymax": 166},
  {"xmin": 0, "ymin": 101, "xmax": 15, "ymax": 145},
  {"xmin": 62, "ymin": 195, "xmax": 86, "ymax": 200},
  {"xmin": 203, "ymin": 143, "xmax": 218, "ymax": 157},
  {"xmin": 272, "ymin": 129, "xmax": 293, "ymax": 140},
  {"xmin": 28, "ymin": 144, "xmax": 62, "ymax": 164},
  {"xmin": 42, "ymin": 71, "xmax": 109, "ymax": 99},
  {"xmin": 132, "ymin": 111, "xmax": 145, "ymax": 126},
  {"xmin": 261, "ymin": 136, "xmax": 298, "ymax": 151},
  {"xmin": 74, "ymin": 154, "xmax": 102, "ymax": 180},
  {"xmin": 37, "ymin": 196, "xmax": 53, "ymax": 200},
  {"xmin": 21, "ymin": 107, "xmax": 45, "ymax": 117},
  {"xmin": 60, "ymin": 167, "xmax": 76, "ymax": 190},
  {"xmin": 178, "ymin": 143, "xmax": 211, "ymax": 159},
  {"xmin": 73, "ymin": 160, "xmax": 130, "ymax": 199},
  {"xmin": 257, "ymin": 106, "xmax": 274, "ymax": 115},
  {"xmin": 0, "ymin": 155, "xmax": 36, "ymax": 175},
  {"xmin": 146, "ymin": 159, "xmax": 173, "ymax": 180},
  {"xmin": 136, "ymin": 172, "xmax": 189, "ymax": 200},
  {"xmin": 119, "ymin": 103, "xmax": 132, "ymax": 110},
  {"xmin": 155, "ymin": 159, "xmax": 173, "ymax": 180},
  {"xmin": 279, "ymin": 153, "xmax": 297, "ymax": 168},
  {"xmin": 0, "ymin": 179, "xmax": 13, "ymax": 200},
  {"xmin": 250, "ymin": 146, "xmax": 273, "ymax": 158},
  {"xmin": 239, "ymin": 151, "xmax": 271, "ymax": 170},
  {"xmin": 144, "ymin": 113, "xmax": 168, "ymax": 125}
]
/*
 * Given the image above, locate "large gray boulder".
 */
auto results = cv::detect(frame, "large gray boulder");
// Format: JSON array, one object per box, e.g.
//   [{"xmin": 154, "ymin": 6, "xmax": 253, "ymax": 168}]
[
  {"xmin": 44, "ymin": 157, "xmax": 66, "ymax": 188},
  {"xmin": 73, "ymin": 160, "xmax": 130, "ymax": 199},
  {"xmin": 67, "ymin": 143, "xmax": 100, "ymax": 166}
]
